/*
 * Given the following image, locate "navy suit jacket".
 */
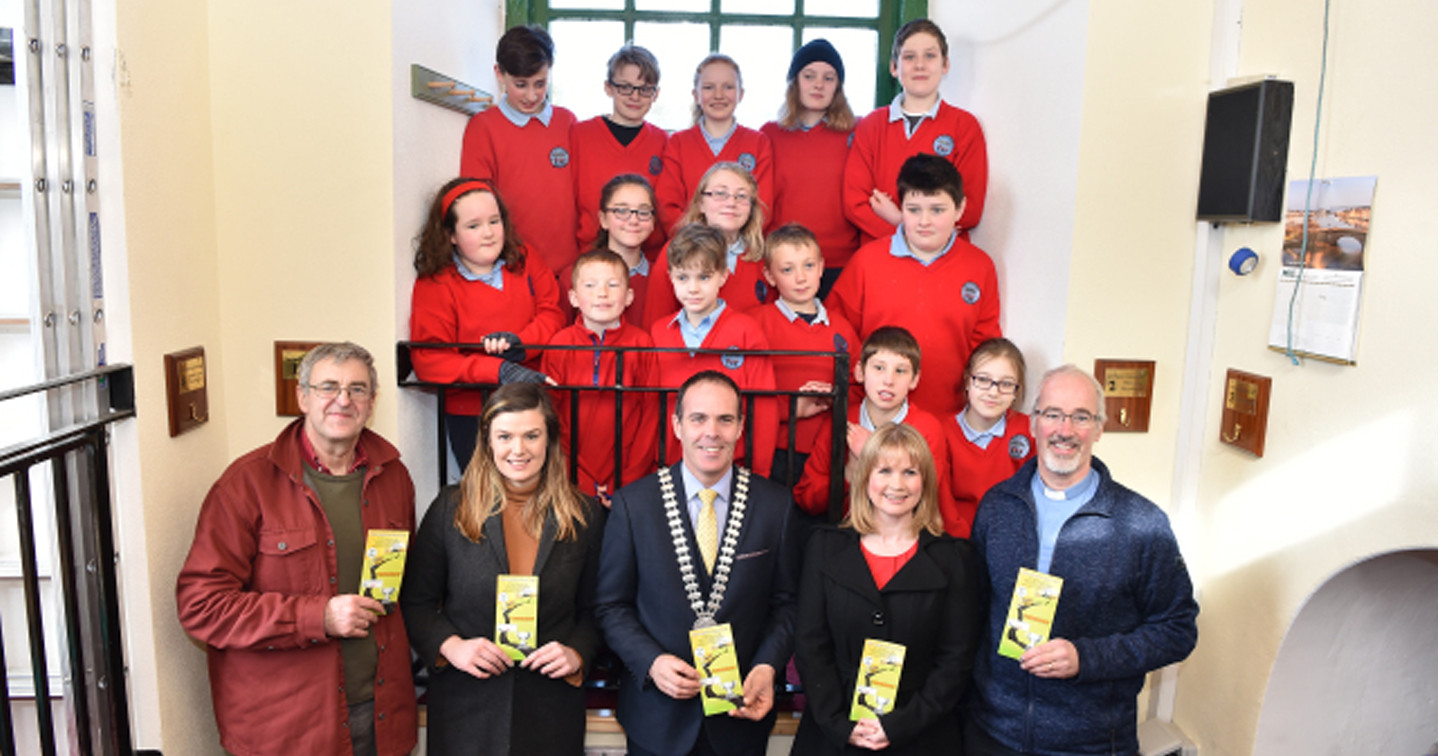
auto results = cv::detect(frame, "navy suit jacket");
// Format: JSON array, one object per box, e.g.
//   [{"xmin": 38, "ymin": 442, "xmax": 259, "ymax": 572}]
[{"xmin": 596, "ymin": 462, "xmax": 801, "ymax": 756}]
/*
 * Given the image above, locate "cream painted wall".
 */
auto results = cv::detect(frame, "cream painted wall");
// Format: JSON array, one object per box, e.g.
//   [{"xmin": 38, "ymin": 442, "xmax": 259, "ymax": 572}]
[{"xmin": 1174, "ymin": 0, "xmax": 1438, "ymax": 752}]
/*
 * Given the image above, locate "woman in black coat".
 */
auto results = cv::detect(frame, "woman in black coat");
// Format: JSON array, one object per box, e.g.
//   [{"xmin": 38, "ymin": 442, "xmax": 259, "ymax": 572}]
[
  {"xmin": 403, "ymin": 384, "xmax": 605, "ymax": 755},
  {"xmin": 792, "ymin": 424, "xmax": 982, "ymax": 755}
]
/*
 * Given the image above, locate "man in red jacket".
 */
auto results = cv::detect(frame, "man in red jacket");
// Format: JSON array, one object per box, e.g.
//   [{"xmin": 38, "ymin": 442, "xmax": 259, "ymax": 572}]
[{"xmin": 177, "ymin": 342, "xmax": 418, "ymax": 756}]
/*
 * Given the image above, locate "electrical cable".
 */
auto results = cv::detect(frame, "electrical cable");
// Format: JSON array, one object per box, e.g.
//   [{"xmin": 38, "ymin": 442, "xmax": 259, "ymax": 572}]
[{"xmin": 1285, "ymin": 0, "xmax": 1333, "ymax": 365}]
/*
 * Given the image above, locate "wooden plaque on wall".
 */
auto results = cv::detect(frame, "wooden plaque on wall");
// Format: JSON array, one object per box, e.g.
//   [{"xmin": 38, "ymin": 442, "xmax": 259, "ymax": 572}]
[
  {"xmin": 1094, "ymin": 359, "xmax": 1155, "ymax": 433},
  {"xmin": 164, "ymin": 347, "xmax": 209, "ymax": 437},
  {"xmin": 1220, "ymin": 368, "xmax": 1272, "ymax": 457},
  {"xmin": 274, "ymin": 341, "xmax": 321, "ymax": 416}
]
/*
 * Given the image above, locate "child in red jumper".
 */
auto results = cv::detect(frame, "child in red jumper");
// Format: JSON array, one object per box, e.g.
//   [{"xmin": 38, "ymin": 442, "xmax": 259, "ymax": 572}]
[
  {"xmin": 750, "ymin": 224, "xmax": 860, "ymax": 486},
  {"xmin": 843, "ymin": 19, "xmax": 988, "ymax": 245},
  {"xmin": 543, "ymin": 250, "xmax": 660, "ymax": 505},
  {"xmin": 761, "ymin": 38, "xmax": 860, "ymax": 299},
  {"xmin": 650, "ymin": 224, "xmax": 778, "ymax": 477},
  {"xmin": 410, "ymin": 178, "xmax": 565, "ymax": 468},
  {"xmin": 570, "ymin": 45, "xmax": 668, "ymax": 260},
  {"xmin": 827, "ymin": 152, "xmax": 1002, "ymax": 419},
  {"xmin": 461, "ymin": 25, "xmax": 579, "ymax": 274},
  {"xmin": 558, "ymin": 174, "xmax": 658, "ymax": 328},
  {"xmin": 793, "ymin": 326, "xmax": 951, "ymax": 521},
  {"xmin": 942, "ymin": 337, "xmax": 1034, "ymax": 537},
  {"xmin": 642, "ymin": 161, "xmax": 777, "ymax": 327},
  {"xmin": 655, "ymin": 54, "xmax": 774, "ymax": 235}
]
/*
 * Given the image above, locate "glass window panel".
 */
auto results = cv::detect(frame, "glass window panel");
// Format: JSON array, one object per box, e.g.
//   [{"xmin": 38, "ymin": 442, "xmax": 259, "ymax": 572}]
[
  {"xmin": 636, "ymin": 0, "xmax": 709, "ymax": 11},
  {"xmin": 800, "ymin": 0, "xmax": 878, "ymax": 17},
  {"xmin": 720, "ymin": 0, "xmax": 795, "ymax": 15},
  {"xmin": 548, "ymin": 0, "xmax": 624, "ymax": 8},
  {"xmin": 548, "ymin": 20, "xmax": 626, "ymax": 121},
  {"xmin": 802, "ymin": 26, "xmax": 881, "ymax": 111},
  {"xmin": 718, "ymin": 25, "xmax": 794, "ymax": 129},
  {"xmin": 634, "ymin": 21, "xmax": 712, "ymax": 131}
]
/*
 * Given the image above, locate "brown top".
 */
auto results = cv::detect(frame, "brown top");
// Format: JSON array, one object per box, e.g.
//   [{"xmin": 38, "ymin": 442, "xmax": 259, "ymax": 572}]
[{"xmin": 501, "ymin": 481, "xmax": 541, "ymax": 575}]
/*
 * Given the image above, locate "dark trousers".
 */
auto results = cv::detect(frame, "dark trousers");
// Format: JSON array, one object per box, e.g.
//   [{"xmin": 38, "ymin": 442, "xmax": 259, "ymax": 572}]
[{"xmin": 445, "ymin": 413, "xmax": 480, "ymax": 476}]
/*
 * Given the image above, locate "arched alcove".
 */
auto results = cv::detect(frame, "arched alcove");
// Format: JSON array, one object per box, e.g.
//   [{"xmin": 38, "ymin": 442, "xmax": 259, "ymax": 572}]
[{"xmin": 1253, "ymin": 549, "xmax": 1437, "ymax": 755}]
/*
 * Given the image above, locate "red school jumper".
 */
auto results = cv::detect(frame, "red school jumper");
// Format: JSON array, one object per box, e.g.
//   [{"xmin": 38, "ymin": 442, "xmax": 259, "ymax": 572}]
[
  {"xmin": 569, "ymin": 116, "xmax": 669, "ymax": 258},
  {"xmin": 791, "ymin": 402, "xmax": 952, "ymax": 523},
  {"xmin": 639, "ymin": 242, "xmax": 777, "ymax": 329},
  {"xmin": 749, "ymin": 301, "xmax": 860, "ymax": 457},
  {"xmin": 842, "ymin": 100, "xmax": 988, "ymax": 244},
  {"xmin": 650, "ymin": 306, "xmax": 778, "ymax": 478},
  {"xmin": 655, "ymin": 124, "xmax": 775, "ymax": 235},
  {"xmin": 461, "ymin": 104, "xmax": 579, "ymax": 274},
  {"xmin": 760, "ymin": 121, "xmax": 861, "ymax": 269},
  {"xmin": 826, "ymin": 235, "xmax": 1001, "ymax": 419},
  {"xmin": 542, "ymin": 320, "xmax": 660, "ymax": 496},
  {"xmin": 409, "ymin": 252, "xmax": 566, "ymax": 416},
  {"xmin": 942, "ymin": 408, "xmax": 1035, "ymax": 538}
]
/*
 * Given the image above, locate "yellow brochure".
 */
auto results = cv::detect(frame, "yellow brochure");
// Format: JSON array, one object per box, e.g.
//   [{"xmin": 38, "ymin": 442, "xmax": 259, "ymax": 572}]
[
  {"xmin": 689, "ymin": 623, "xmax": 745, "ymax": 716},
  {"xmin": 359, "ymin": 530, "xmax": 409, "ymax": 606},
  {"xmin": 495, "ymin": 575, "xmax": 539, "ymax": 661},
  {"xmin": 998, "ymin": 567, "xmax": 1064, "ymax": 660},
  {"xmin": 850, "ymin": 639, "xmax": 906, "ymax": 720}
]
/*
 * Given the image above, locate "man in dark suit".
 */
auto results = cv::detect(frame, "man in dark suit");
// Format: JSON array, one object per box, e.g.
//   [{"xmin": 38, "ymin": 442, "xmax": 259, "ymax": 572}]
[{"xmin": 597, "ymin": 370, "xmax": 802, "ymax": 756}]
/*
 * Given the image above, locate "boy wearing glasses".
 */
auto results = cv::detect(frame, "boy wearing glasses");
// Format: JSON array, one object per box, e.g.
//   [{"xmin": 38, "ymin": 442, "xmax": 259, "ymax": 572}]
[
  {"xmin": 177, "ymin": 342, "xmax": 418, "ymax": 756},
  {"xmin": 966, "ymin": 365, "xmax": 1198, "ymax": 756},
  {"xmin": 571, "ymin": 45, "xmax": 670, "ymax": 259},
  {"xmin": 543, "ymin": 249, "xmax": 660, "ymax": 505},
  {"xmin": 827, "ymin": 152, "xmax": 1002, "ymax": 418}
]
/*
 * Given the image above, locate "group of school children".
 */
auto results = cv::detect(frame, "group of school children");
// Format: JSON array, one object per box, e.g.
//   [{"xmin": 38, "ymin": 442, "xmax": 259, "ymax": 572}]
[{"xmin": 409, "ymin": 18, "xmax": 1035, "ymax": 537}]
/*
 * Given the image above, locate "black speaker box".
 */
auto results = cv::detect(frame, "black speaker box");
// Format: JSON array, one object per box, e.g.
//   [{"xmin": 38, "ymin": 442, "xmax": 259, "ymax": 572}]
[{"xmin": 1196, "ymin": 79, "xmax": 1295, "ymax": 222}]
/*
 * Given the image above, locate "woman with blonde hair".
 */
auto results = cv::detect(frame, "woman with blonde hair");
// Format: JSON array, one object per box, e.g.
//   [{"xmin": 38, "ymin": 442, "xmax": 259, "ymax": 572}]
[
  {"xmin": 792, "ymin": 423, "xmax": 982, "ymax": 755},
  {"xmin": 404, "ymin": 383, "xmax": 604, "ymax": 755}
]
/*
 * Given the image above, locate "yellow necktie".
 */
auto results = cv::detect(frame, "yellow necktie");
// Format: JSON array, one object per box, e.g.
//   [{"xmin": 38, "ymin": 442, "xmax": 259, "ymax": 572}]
[{"xmin": 697, "ymin": 488, "xmax": 719, "ymax": 573}]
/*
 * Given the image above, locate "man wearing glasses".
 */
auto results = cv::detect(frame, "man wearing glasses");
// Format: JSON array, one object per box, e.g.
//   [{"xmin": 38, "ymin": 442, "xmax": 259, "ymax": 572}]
[
  {"xmin": 965, "ymin": 364, "xmax": 1199, "ymax": 756},
  {"xmin": 177, "ymin": 342, "xmax": 418, "ymax": 756}
]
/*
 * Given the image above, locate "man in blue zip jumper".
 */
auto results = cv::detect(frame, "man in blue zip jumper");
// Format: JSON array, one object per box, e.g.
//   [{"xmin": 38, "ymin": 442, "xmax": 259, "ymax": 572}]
[{"xmin": 965, "ymin": 364, "xmax": 1198, "ymax": 756}]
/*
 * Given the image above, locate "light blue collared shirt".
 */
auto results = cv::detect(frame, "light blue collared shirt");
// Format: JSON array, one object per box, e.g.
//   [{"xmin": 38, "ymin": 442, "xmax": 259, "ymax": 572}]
[
  {"xmin": 725, "ymin": 238, "xmax": 744, "ymax": 274},
  {"xmin": 703, "ymin": 120, "xmax": 739, "ymax": 156},
  {"xmin": 958, "ymin": 408, "xmax": 1007, "ymax": 450},
  {"xmin": 681, "ymin": 464, "xmax": 734, "ymax": 534},
  {"xmin": 672, "ymin": 300, "xmax": 728, "ymax": 350},
  {"xmin": 630, "ymin": 256, "xmax": 651, "ymax": 278},
  {"xmin": 887, "ymin": 92, "xmax": 942, "ymax": 140},
  {"xmin": 888, "ymin": 226, "xmax": 957, "ymax": 267},
  {"xmin": 454, "ymin": 254, "xmax": 506, "ymax": 290},
  {"xmin": 858, "ymin": 398, "xmax": 910, "ymax": 432},
  {"xmin": 498, "ymin": 96, "xmax": 554, "ymax": 128},
  {"xmin": 1032, "ymin": 469, "xmax": 1100, "ymax": 573},
  {"xmin": 775, "ymin": 298, "xmax": 830, "ymax": 326}
]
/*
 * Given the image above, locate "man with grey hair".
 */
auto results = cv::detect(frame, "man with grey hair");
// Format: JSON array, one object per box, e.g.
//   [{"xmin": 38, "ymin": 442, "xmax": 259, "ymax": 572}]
[
  {"xmin": 178, "ymin": 342, "xmax": 418, "ymax": 756},
  {"xmin": 965, "ymin": 364, "xmax": 1199, "ymax": 756}
]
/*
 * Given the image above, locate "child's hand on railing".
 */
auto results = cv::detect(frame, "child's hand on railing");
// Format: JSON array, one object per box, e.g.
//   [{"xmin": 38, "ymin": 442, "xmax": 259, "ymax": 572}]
[{"xmin": 794, "ymin": 381, "xmax": 835, "ymax": 418}]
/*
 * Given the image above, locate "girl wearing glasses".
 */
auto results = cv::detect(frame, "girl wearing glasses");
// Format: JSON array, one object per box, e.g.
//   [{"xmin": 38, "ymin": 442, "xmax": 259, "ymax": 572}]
[
  {"xmin": 570, "ymin": 45, "xmax": 669, "ymax": 262},
  {"xmin": 557, "ymin": 174, "xmax": 659, "ymax": 328},
  {"xmin": 761, "ymin": 39, "xmax": 860, "ymax": 302},
  {"xmin": 655, "ymin": 54, "xmax": 775, "ymax": 236},
  {"xmin": 941, "ymin": 338, "xmax": 1035, "ymax": 537},
  {"xmin": 641, "ymin": 161, "xmax": 777, "ymax": 327}
]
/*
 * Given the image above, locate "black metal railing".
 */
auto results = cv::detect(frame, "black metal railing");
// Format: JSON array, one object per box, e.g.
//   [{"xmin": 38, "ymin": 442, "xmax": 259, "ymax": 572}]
[
  {"xmin": 0, "ymin": 364, "xmax": 136, "ymax": 756},
  {"xmin": 398, "ymin": 340, "xmax": 852, "ymax": 521}
]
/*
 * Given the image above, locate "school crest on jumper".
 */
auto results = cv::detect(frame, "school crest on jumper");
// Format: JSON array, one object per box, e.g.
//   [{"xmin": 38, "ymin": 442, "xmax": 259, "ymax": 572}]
[
  {"xmin": 961, "ymin": 281, "xmax": 981, "ymax": 304},
  {"xmin": 833, "ymin": 334, "xmax": 849, "ymax": 352},
  {"xmin": 721, "ymin": 346, "xmax": 745, "ymax": 370},
  {"xmin": 1009, "ymin": 435, "xmax": 1030, "ymax": 460},
  {"xmin": 847, "ymin": 132, "xmax": 854, "ymax": 148},
  {"xmin": 754, "ymin": 280, "xmax": 768, "ymax": 304},
  {"xmin": 649, "ymin": 155, "xmax": 663, "ymax": 175},
  {"xmin": 933, "ymin": 134, "xmax": 954, "ymax": 156},
  {"xmin": 549, "ymin": 146, "xmax": 570, "ymax": 168},
  {"xmin": 737, "ymin": 152, "xmax": 757, "ymax": 172}
]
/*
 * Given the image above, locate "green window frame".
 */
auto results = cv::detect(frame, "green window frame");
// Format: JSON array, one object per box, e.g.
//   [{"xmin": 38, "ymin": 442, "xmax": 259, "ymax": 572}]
[{"xmin": 505, "ymin": 0, "xmax": 928, "ymax": 107}]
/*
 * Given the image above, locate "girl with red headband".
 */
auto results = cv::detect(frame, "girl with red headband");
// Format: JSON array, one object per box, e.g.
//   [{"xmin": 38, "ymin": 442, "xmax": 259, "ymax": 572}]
[{"xmin": 410, "ymin": 178, "xmax": 565, "ymax": 467}]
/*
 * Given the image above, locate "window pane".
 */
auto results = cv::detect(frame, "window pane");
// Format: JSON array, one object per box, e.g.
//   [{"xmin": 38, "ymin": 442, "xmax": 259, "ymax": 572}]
[
  {"xmin": 802, "ymin": 26, "xmax": 880, "ymax": 111},
  {"xmin": 720, "ymin": 0, "xmax": 795, "ymax": 14},
  {"xmin": 636, "ymin": 0, "xmax": 709, "ymax": 11},
  {"xmin": 549, "ymin": 0, "xmax": 624, "ymax": 8},
  {"xmin": 718, "ymin": 25, "xmax": 793, "ymax": 129},
  {"xmin": 634, "ymin": 21, "xmax": 712, "ymax": 131},
  {"xmin": 801, "ymin": 0, "xmax": 878, "ymax": 17},
  {"xmin": 548, "ymin": 20, "xmax": 626, "ymax": 121}
]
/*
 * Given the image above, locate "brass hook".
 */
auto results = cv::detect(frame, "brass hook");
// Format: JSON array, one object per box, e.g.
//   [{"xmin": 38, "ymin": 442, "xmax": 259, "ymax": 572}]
[
  {"xmin": 1119, "ymin": 407, "xmax": 1130, "ymax": 427},
  {"xmin": 1222, "ymin": 422, "xmax": 1242, "ymax": 443},
  {"xmin": 188, "ymin": 403, "xmax": 208, "ymax": 423}
]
